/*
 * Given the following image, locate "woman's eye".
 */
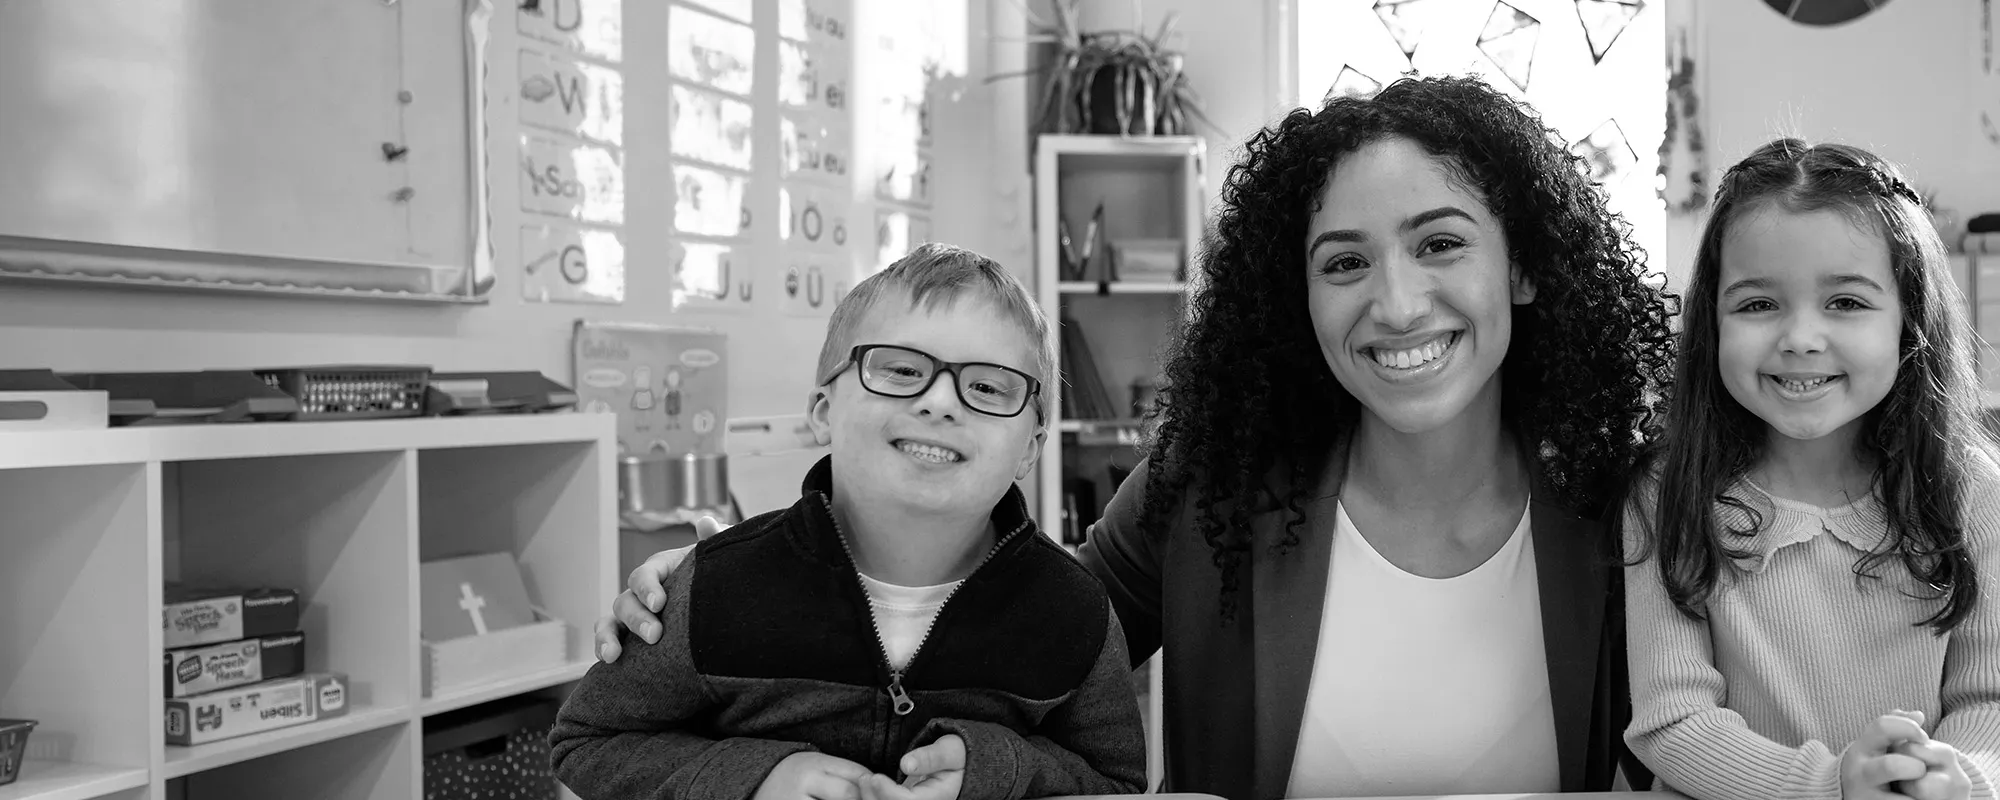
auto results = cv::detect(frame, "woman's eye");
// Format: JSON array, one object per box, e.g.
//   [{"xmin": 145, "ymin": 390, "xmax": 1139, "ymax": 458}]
[
  {"xmin": 1420, "ymin": 236, "xmax": 1465, "ymax": 256},
  {"xmin": 1318, "ymin": 255, "xmax": 1367, "ymax": 275}
]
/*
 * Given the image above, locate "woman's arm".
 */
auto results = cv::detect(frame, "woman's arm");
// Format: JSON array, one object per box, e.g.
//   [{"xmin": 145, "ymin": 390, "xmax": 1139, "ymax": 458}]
[
  {"xmin": 1074, "ymin": 457, "xmax": 1172, "ymax": 668},
  {"xmin": 594, "ymin": 518, "xmax": 727, "ymax": 664}
]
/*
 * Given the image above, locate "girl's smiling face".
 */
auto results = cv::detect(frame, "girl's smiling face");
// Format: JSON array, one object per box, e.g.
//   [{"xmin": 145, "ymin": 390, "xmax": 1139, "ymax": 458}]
[
  {"xmin": 1303, "ymin": 136, "xmax": 1534, "ymax": 435},
  {"xmin": 1715, "ymin": 204, "xmax": 1904, "ymax": 445}
]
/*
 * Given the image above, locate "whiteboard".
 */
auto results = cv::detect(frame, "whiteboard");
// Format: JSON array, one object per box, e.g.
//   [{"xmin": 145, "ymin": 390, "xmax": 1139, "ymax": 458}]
[{"xmin": 0, "ymin": 0, "xmax": 489, "ymax": 300}]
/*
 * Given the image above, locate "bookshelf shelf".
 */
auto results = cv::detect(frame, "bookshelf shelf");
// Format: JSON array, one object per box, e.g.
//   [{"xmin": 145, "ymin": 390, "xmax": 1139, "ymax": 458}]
[
  {"xmin": 159, "ymin": 704, "xmax": 410, "ymax": 779},
  {"xmin": 1055, "ymin": 281, "xmax": 1188, "ymax": 295},
  {"xmin": 0, "ymin": 414, "xmax": 616, "ymax": 800},
  {"xmin": 0, "ymin": 761, "xmax": 148, "ymax": 800},
  {"xmin": 1033, "ymin": 133, "xmax": 1203, "ymax": 793},
  {"xmin": 419, "ymin": 660, "xmax": 592, "ymax": 717}
]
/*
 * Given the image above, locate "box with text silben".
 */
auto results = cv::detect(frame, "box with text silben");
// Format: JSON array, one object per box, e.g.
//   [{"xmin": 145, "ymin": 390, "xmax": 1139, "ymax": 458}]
[
  {"xmin": 164, "ymin": 672, "xmax": 349, "ymax": 746},
  {"xmin": 163, "ymin": 632, "xmax": 306, "ymax": 698},
  {"xmin": 163, "ymin": 584, "xmax": 300, "ymax": 649}
]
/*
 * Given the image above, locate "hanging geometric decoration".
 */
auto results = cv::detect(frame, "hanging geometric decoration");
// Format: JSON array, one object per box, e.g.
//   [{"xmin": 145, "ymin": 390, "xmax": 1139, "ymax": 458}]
[
  {"xmin": 1325, "ymin": 65, "xmax": 1384, "ymax": 102},
  {"xmin": 1477, "ymin": 1, "xmax": 1541, "ymax": 92},
  {"xmin": 1574, "ymin": 0, "xmax": 1644, "ymax": 64},
  {"xmin": 1372, "ymin": 0, "xmax": 1439, "ymax": 66},
  {"xmin": 1573, "ymin": 118, "xmax": 1638, "ymax": 186}
]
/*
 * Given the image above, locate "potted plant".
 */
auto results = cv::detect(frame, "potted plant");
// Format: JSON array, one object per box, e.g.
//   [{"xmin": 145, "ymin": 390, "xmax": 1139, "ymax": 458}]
[{"xmin": 992, "ymin": 0, "xmax": 1214, "ymax": 137}]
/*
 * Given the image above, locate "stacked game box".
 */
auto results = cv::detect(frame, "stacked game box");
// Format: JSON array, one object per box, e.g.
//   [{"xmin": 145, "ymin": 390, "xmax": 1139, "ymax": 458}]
[{"xmin": 161, "ymin": 584, "xmax": 349, "ymax": 745}]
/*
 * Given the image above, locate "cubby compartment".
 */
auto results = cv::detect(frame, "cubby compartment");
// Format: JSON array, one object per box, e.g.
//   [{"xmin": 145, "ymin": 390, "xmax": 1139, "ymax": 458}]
[
  {"xmin": 0, "ymin": 462, "xmax": 156, "ymax": 800},
  {"xmin": 415, "ymin": 441, "xmax": 612, "ymax": 715},
  {"xmin": 2, "ymin": 415, "xmax": 613, "ymax": 800},
  {"xmin": 162, "ymin": 450, "xmax": 415, "ymax": 776},
  {"xmin": 173, "ymin": 722, "xmax": 415, "ymax": 800}
]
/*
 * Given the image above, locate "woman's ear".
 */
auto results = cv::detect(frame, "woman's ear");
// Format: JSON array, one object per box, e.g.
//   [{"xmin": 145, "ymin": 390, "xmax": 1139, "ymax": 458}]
[
  {"xmin": 1510, "ymin": 263, "xmax": 1537, "ymax": 305},
  {"xmin": 805, "ymin": 388, "xmax": 834, "ymax": 447}
]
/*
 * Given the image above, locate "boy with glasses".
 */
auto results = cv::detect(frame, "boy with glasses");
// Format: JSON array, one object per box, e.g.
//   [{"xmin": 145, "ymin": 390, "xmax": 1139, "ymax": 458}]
[{"xmin": 551, "ymin": 243, "xmax": 1146, "ymax": 800}]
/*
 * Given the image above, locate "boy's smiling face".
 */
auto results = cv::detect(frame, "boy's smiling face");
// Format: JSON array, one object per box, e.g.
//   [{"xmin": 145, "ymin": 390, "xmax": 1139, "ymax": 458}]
[{"xmin": 809, "ymin": 289, "xmax": 1047, "ymax": 521}]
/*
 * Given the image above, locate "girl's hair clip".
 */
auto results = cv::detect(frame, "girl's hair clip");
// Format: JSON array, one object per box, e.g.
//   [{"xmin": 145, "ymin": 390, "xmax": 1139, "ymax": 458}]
[{"xmin": 1876, "ymin": 171, "xmax": 1924, "ymax": 208}]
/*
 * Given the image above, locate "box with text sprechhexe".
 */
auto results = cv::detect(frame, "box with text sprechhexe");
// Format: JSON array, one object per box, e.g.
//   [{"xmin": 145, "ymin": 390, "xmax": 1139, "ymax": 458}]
[
  {"xmin": 163, "ymin": 584, "xmax": 300, "ymax": 649},
  {"xmin": 163, "ymin": 631, "xmax": 306, "ymax": 698}
]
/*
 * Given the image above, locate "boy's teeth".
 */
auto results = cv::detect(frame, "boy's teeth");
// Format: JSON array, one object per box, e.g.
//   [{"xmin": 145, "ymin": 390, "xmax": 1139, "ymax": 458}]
[
  {"xmin": 898, "ymin": 441, "xmax": 961, "ymax": 463},
  {"xmin": 1373, "ymin": 334, "xmax": 1452, "ymax": 370}
]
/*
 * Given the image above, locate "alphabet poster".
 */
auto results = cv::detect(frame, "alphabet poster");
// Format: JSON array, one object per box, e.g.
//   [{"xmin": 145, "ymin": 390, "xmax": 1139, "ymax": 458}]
[
  {"xmin": 667, "ymin": 1, "xmax": 758, "ymax": 312},
  {"xmin": 777, "ymin": 0, "xmax": 855, "ymax": 317},
  {"xmin": 509, "ymin": 0, "xmax": 628, "ymax": 304}
]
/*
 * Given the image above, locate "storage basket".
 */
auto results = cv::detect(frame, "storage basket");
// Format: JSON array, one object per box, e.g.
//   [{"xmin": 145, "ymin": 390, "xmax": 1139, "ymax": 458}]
[
  {"xmin": 422, "ymin": 698, "xmax": 557, "ymax": 800},
  {"xmin": 422, "ymin": 608, "xmax": 570, "ymax": 698},
  {"xmin": 0, "ymin": 719, "xmax": 36, "ymax": 787}
]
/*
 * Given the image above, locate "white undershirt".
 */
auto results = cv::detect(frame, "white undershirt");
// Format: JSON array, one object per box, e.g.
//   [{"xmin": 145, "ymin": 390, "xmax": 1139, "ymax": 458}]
[
  {"xmin": 1285, "ymin": 502, "xmax": 1560, "ymax": 798},
  {"xmin": 858, "ymin": 572, "xmax": 959, "ymax": 671}
]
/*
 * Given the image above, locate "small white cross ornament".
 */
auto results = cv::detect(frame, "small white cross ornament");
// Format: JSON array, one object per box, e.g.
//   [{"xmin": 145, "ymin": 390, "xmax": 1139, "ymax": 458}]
[{"xmin": 458, "ymin": 582, "xmax": 489, "ymax": 635}]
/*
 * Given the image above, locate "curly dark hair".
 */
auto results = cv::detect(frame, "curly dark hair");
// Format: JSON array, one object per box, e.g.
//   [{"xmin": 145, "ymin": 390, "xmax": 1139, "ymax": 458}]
[{"xmin": 1139, "ymin": 75, "xmax": 1679, "ymax": 614}]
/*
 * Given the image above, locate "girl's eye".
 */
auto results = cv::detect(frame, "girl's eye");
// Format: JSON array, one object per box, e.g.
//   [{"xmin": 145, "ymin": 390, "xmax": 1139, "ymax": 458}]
[
  {"xmin": 1735, "ymin": 298, "xmax": 1776, "ymax": 313},
  {"xmin": 1829, "ymin": 296, "xmax": 1872, "ymax": 311}
]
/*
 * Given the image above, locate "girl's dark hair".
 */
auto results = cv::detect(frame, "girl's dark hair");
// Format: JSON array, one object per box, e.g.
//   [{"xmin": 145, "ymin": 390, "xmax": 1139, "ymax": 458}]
[
  {"xmin": 1139, "ymin": 75, "xmax": 1677, "ymax": 615},
  {"xmin": 1633, "ymin": 137, "xmax": 1990, "ymax": 634}
]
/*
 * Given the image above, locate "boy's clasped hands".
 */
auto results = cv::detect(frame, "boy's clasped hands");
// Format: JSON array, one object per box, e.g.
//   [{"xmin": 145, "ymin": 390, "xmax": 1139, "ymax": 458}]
[
  {"xmin": 1843, "ymin": 711, "xmax": 1971, "ymax": 800},
  {"xmin": 754, "ymin": 736, "xmax": 967, "ymax": 800}
]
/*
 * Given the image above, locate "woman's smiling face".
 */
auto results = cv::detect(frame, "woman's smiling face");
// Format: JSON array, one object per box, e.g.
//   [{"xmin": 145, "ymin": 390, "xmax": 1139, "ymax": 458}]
[{"xmin": 1303, "ymin": 136, "xmax": 1534, "ymax": 434}]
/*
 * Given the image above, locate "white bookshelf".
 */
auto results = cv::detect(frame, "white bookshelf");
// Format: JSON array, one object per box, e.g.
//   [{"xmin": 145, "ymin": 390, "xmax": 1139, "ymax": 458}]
[
  {"xmin": 0, "ymin": 413, "xmax": 616, "ymax": 800},
  {"xmin": 1032, "ymin": 133, "xmax": 1206, "ymax": 794}
]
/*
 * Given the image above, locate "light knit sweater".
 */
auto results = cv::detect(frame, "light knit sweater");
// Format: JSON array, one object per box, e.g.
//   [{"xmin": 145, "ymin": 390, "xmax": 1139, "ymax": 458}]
[{"xmin": 1623, "ymin": 476, "xmax": 2000, "ymax": 800}]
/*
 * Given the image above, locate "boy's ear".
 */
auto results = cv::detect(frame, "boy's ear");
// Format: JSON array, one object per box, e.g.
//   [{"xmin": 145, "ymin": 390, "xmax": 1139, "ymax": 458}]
[
  {"xmin": 1012, "ymin": 424, "xmax": 1047, "ymax": 482},
  {"xmin": 805, "ymin": 387, "xmax": 834, "ymax": 447},
  {"xmin": 1510, "ymin": 262, "xmax": 1537, "ymax": 305}
]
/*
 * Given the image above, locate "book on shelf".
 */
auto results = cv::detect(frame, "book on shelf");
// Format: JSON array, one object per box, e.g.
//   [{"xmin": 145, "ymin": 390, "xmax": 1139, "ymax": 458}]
[{"xmin": 1059, "ymin": 315, "xmax": 1117, "ymax": 420}]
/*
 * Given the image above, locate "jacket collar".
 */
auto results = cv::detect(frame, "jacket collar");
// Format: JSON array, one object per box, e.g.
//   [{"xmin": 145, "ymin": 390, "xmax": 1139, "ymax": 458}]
[
  {"xmin": 790, "ymin": 455, "xmax": 1041, "ymax": 568},
  {"xmin": 1247, "ymin": 442, "xmax": 1612, "ymax": 798}
]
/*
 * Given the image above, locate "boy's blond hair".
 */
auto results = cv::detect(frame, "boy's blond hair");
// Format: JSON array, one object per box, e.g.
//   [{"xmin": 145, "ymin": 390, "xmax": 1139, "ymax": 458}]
[{"xmin": 815, "ymin": 243, "xmax": 1056, "ymax": 421}]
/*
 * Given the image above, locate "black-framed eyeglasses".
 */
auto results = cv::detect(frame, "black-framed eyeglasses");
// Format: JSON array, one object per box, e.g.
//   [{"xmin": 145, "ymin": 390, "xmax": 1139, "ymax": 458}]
[{"xmin": 823, "ymin": 344, "xmax": 1043, "ymax": 419}]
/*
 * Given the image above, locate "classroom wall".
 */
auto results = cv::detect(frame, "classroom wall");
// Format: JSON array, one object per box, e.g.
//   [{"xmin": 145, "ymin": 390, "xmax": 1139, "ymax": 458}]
[
  {"xmin": 1697, "ymin": 0, "xmax": 1999, "ymax": 227},
  {"xmin": 0, "ymin": 0, "xmax": 1011, "ymax": 512}
]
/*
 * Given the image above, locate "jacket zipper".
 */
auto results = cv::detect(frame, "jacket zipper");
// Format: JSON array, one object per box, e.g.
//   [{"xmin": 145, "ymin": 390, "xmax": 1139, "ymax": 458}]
[{"xmin": 818, "ymin": 493, "xmax": 1031, "ymax": 718}]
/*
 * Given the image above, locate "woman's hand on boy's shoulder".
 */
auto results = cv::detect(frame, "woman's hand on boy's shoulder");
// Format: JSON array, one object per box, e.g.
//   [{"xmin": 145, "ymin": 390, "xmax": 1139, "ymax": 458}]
[{"xmin": 592, "ymin": 516, "xmax": 735, "ymax": 664}]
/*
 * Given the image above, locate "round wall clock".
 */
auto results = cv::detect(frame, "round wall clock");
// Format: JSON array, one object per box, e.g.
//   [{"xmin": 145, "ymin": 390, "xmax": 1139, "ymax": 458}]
[{"xmin": 1761, "ymin": 0, "xmax": 1893, "ymax": 26}]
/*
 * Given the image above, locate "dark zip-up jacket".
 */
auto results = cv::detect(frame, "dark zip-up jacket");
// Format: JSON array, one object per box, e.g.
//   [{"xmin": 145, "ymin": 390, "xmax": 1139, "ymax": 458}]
[{"xmin": 550, "ymin": 456, "xmax": 1147, "ymax": 800}]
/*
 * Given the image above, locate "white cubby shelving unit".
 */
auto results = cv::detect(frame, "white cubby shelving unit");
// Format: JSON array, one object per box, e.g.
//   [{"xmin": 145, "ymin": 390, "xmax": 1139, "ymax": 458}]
[
  {"xmin": 1032, "ymin": 133, "xmax": 1207, "ymax": 793},
  {"xmin": 0, "ymin": 413, "xmax": 615, "ymax": 800}
]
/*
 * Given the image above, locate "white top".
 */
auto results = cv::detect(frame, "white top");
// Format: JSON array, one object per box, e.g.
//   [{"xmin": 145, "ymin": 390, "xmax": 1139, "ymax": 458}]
[
  {"xmin": 1286, "ymin": 502, "xmax": 1561, "ymax": 798},
  {"xmin": 858, "ymin": 572, "xmax": 960, "ymax": 671},
  {"xmin": 1624, "ymin": 478, "xmax": 2000, "ymax": 799}
]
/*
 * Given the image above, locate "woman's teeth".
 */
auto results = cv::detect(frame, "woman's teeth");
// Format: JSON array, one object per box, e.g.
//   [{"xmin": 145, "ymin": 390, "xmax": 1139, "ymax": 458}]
[
  {"xmin": 1372, "ymin": 334, "xmax": 1455, "ymax": 370},
  {"xmin": 898, "ymin": 441, "xmax": 962, "ymax": 463}
]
